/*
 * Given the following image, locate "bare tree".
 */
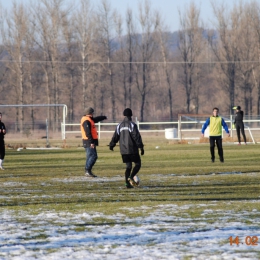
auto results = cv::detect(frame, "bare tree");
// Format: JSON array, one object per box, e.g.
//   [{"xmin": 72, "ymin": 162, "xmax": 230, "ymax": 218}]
[
  {"xmin": 74, "ymin": 0, "xmax": 96, "ymax": 111},
  {"xmin": 0, "ymin": 4, "xmax": 8, "ymax": 97},
  {"xmin": 125, "ymin": 8, "xmax": 137, "ymax": 108},
  {"xmin": 156, "ymin": 14, "xmax": 175, "ymax": 120},
  {"xmin": 178, "ymin": 2, "xmax": 204, "ymax": 113},
  {"xmin": 62, "ymin": 5, "xmax": 78, "ymax": 124},
  {"xmin": 96, "ymin": 0, "xmax": 117, "ymax": 121},
  {"xmin": 209, "ymin": 2, "xmax": 240, "ymax": 113},
  {"xmin": 135, "ymin": 0, "xmax": 159, "ymax": 122},
  {"xmin": 235, "ymin": 2, "xmax": 258, "ymax": 115},
  {"xmin": 0, "ymin": 2, "xmax": 29, "ymax": 132},
  {"xmin": 32, "ymin": 0, "xmax": 70, "ymax": 131},
  {"xmin": 114, "ymin": 12, "xmax": 127, "ymax": 108},
  {"xmin": 24, "ymin": 16, "xmax": 37, "ymax": 130},
  {"xmin": 251, "ymin": 1, "xmax": 260, "ymax": 115}
]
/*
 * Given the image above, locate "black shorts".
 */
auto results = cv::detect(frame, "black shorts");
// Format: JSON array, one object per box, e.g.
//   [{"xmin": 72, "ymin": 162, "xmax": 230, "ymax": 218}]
[{"xmin": 122, "ymin": 154, "xmax": 141, "ymax": 163}]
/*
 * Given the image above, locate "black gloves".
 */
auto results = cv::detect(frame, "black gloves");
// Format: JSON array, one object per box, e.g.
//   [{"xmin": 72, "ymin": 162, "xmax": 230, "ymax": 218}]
[
  {"xmin": 140, "ymin": 148, "xmax": 144, "ymax": 155},
  {"xmin": 109, "ymin": 146, "xmax": 114, "ymax": 151}
]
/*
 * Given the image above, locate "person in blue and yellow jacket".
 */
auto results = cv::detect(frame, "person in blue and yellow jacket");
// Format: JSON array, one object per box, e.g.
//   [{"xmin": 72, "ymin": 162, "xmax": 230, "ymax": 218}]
[
  {"xmin": 81, "ymin": 107, "xmax": 107, "ymax": 177},
  {"xmin": 201, "ymin": 107, "xmax": 230, "ymax": 163}
]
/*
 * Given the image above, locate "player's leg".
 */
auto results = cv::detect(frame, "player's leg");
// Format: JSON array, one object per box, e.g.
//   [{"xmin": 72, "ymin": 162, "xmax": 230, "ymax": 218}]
[
  {"xmin": 130, "ymin": 161, "xmax": 141, "ymax": 179},
  {"xmin": 128, "ymin": 154, "xmax": 141, "ymax": 186},
  {"xmin": 0, "ymin": 142, "xmax": 5, "ymax": 170},
  {"xmin": 216, "ymin": 138, "xmax": 224, "ymax": 162},
  {"xmin": 125, "ymin": 162, "xmax": 133, "ymax": 188},
  {"xmin": 209, "ymin": 137, "xmax": 215, "ymax": 162},
  {"xmin": 85, "ymin": 147, "xmax": 98, "ymax": 177},
  {"xmin": 130, "ymin": 154, "xmax": 141, "ymax": 178},
  {"xmin": 236, "ymin": 125, "xmax": 241, "ymax": 144},
  {"xmin": 240, "ymin": 123, "xmax": 247, "ymax": 143}
]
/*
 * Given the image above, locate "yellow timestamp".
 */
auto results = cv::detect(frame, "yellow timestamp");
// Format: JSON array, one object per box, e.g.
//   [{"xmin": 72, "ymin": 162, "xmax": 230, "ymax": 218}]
[{"xmin": 229, "ymin": 236, "xmax": 258, "ymax": 246}]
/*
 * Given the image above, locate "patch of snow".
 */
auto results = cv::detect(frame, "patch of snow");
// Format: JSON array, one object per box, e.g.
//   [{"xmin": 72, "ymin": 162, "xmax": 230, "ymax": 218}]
[{"xmin": 0, "ymin": 203, "xmax": 260, "ymax": 259}]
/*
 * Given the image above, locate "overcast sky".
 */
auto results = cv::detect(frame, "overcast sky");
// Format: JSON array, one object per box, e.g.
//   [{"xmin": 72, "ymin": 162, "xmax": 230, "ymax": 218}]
[{"xmin": 1, "ymin": 0, "xmax": 259, "ymax": 32}]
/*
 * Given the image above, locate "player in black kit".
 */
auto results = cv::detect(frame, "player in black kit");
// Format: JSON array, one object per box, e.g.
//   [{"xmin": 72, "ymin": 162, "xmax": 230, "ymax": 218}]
[
  {"xmin": 233, "ymin": 106, "xmax": 247, "ymax": 145},
  {"xmin": 0, "ymin": 113, "xmax": 6, "ymax": 169}
]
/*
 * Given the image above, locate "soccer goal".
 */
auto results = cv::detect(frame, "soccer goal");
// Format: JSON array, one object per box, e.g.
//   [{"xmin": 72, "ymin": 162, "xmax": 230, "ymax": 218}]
[
  {"xmin": 178, "ymin": 114, "xmax": 210, "ymax": 141},
  {"xmin": 0, "ymin": 104, "xmax": 67, "ymax": 140}
]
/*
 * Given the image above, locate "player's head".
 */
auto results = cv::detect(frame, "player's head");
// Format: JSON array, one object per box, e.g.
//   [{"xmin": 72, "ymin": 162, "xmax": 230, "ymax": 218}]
[
  {"xmin": 212, "ymin": 107, "xmax": 219, "ymax": 116},
  {"xmin": 233, "ymin": 106, "xmax": 241, "ymax": 111},
  {"xmin": 85, "ymin": 107, "xmax": 94, "ymax": 116},
  {"xmin": 123, "ymin": 108, "xmax": 132, "ymax": 117}
]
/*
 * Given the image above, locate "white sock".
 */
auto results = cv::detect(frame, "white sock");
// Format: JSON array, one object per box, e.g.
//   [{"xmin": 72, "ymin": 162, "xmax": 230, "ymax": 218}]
[{"xmin": 0, "ymin": 159, "xmax": 2, "ymax": 166}]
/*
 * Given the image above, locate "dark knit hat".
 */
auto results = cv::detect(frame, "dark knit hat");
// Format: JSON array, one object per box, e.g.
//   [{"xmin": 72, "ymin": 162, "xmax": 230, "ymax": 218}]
[
  {"xmin": 85, "ymin": 107, "xmax": 94, "ymax": 115},
  {"xmin": 123, "ymin": 108, "xmax": 132, "ymax": 117}
]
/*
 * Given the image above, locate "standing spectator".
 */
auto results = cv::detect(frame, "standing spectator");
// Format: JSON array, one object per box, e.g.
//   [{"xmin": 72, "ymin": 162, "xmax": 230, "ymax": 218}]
[
  {"xmin": 233, "ymin": 106, "xmax": 247, "ymax": 145},
  {"xmin": 0, "ymin": 113, "xmax": 6, "ymax": 170},
  {"xmin": 109, "ymin": 108, "xmax": 144, "ymax": 188},
  {"xmin": 201, "ymin": 107, "xmax": 230, "ymax": 163},
  {"xmin": 80, "ymin": 107, "xmax": 107, "ymax": 177}
]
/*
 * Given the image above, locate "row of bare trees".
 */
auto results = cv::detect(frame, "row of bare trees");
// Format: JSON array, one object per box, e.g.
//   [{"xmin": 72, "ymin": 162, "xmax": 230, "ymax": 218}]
[{"xmin": 0, "ymin": 0, "xmax": 260, "ymax": 133}]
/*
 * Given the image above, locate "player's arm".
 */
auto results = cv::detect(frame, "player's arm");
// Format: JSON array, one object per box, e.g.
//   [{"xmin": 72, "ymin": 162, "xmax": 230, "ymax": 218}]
[
  {"xmin": 83, "ymin": 120, "xmax": 94, "ymax": 144},
  {"xmin": 130, "ymin": 124, "xmax": 144, "ymax": 155},
  {"xmin": 201, "ymin": 118, "xmax": 210, "ymax": 136},
  {"xmin": 109, "ymin": 124, "xmax": 120, "ymax": 150},
  {"xmin": 93, "ymin": 116, "xmax": 107, "ymax": 123},
  {"xmin": 1, "ymin": 123, "xmax": 6, "ymax": 135},
  {"xmin": 222, "ymin": 118, "xmax": 230, "ymax": 136},
  {"xmin": 130, "ymin": 124, "xmax": 142, "ymax": 147}
]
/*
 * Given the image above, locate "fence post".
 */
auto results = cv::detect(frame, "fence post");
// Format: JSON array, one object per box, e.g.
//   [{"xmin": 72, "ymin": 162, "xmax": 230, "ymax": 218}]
[
  {"xmin": 98, "ymin": 122, "xmax": 101, "ymax": 139},
  {"xmin": 135, "ymin": 117, "xmax": 139, "ymax": 129},
  {"xmin": 61, "ymin": 122, "xmax": 65, "ymax": 140},
  {"xmin": 230, "ymin": 114, "xmax": 233, "ymax": 138},
  {"xmin": 178, "ymin": 116, "xmax": 181, "ymax": 140},
  {"xmin": 46, "ymin": 119, "xmax": 49, "ymax": 147}
]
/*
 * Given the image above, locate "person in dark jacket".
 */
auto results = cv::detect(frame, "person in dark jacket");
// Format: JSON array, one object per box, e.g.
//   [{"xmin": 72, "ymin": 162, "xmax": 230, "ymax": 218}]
[
  {"xmin": 80, "ymin": 107, "xmax": 107, "ymax": 177},
  {"xmin": 0, "ymin": 113, "xmax": 6, "ymax": 170},
  {"xmin": 233, "ymin": 106, "xmax": 247, "ymax": 145},
  {"xmin": 109, "ymin": 108, "xmax": 144, "ymax": 188}
]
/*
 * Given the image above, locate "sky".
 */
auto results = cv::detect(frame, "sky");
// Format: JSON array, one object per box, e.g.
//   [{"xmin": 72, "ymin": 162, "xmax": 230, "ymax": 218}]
[{"xmin": 1, "ymin": 0, "xmax": 259, "ymax": 32}]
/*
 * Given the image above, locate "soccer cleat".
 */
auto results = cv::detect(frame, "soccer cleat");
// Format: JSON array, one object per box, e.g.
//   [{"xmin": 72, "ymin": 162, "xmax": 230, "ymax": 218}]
[
  {"xmin": 211, "ymin": 158, "xmax": 215, "ymax": 163},
  {"xmin": 220, "ymin": 159, "xmax": 224, "ymax": 163},
  {"xmin": 126, "ymin": 183, "xmax": 134, "ymax": 189},
  {"xmin": 0, "ymin": 166, "xmax": 4, "ymax": 170},
  {"xmin": 238, "ymin": 143, "xmax": 241, "ymax": 145},
  {"xmin": 128, "ymin": 178, "xmax": 138, "ymax": 187},
  {"xmin": 85, "ymin": 170, "xmax": 97, "ymax": 178}
]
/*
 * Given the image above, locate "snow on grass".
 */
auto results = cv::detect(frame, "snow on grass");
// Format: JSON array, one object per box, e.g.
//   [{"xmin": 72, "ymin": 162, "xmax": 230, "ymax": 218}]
[{"xmin": 1, "ymin": 203, "xmax": 260, "ymax": 260}]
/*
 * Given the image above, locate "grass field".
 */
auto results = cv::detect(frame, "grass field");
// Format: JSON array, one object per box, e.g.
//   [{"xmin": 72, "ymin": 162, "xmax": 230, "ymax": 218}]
[{"xmin": 1, "ymin": 137, "xmax": 260, "ymax": 259}]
